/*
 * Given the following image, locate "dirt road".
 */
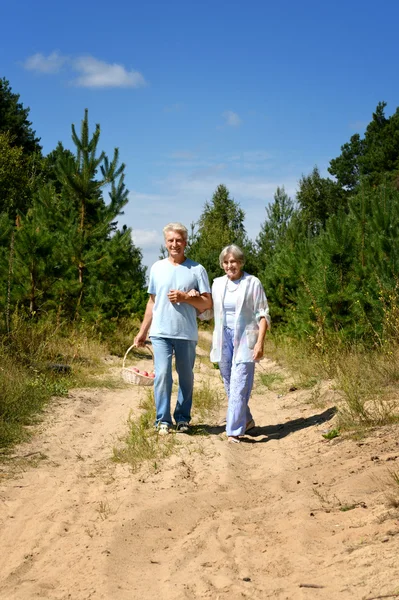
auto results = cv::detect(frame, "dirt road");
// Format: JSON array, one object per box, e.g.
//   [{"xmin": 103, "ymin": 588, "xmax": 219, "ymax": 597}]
[{"xmin": 1, "ymin": 343, "xmax": 398, "ymax": 599}]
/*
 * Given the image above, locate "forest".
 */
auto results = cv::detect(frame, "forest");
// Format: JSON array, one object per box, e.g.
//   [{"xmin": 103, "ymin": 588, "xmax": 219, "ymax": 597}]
[{"xmin": 1, "ymin": 77, "xmax": 399, "ymax": 446}]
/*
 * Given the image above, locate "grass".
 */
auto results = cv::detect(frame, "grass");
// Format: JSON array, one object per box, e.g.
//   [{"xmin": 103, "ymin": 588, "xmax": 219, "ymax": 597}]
[
  {"xmin": 96, "ymin": 499, "xmax": 111, "ymax": 520},
  {"xmin": 0, "ymin": 313, "xmax": 132, "ymax": 453},
  {"xmin": 258, "ymin": 372, "xmax": 284, "ymax": 390},
  {"xmin": 335, "ymin": 350, "xmax": 399, "ymax": 429},
  {"xmin": 265, "ymin": 333, "xmax": 399, "ymax": 431},
  {"xmin": 0, "ymin": 353, "xmax": 72, "ymax": 449},
  {"xmin": 322, "ymin": 428, "xmax": 340, "ymax": 440},
  {"xmin": 192, "ymin": 377, "xmax": 223, "ymax": 423},
  {"xmin": 113, "ymin": 390, "xmax": 178, "ymax": 472},
  {"xmin": 113, "ymin": 372, "xmax": 224, "ymax": 470},
  {"xmin": 386, "ymin": 470, "xmax": 399, "ymax": 509}
]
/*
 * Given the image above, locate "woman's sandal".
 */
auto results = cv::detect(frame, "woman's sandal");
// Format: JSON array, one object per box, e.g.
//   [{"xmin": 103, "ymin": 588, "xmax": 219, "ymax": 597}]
[{"xmin": 228, "ymin": 436, "xmax": 241, "ymax": 444}]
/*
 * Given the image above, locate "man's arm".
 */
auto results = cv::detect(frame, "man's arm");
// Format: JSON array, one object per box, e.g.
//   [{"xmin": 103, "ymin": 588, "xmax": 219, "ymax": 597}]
[
  {"xmin": 133, "ymin": 295, "xmax": 155, "ymax": 347},
  {"xmin": 167, "ymin": 290, "xmax": 212, "ymax": 312}
]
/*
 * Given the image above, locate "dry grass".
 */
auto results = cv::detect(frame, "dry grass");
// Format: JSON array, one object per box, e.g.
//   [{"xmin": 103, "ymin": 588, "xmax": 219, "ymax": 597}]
[
  {"xmin": 386, "ymin": 470, "xmax": 399, "ymax": 509},
  {"xmin": 0, "ymin": 314, "xmax": 132, "ymax": 452},
  {"xmin": 265, "ymin": 334, "xmax": 399, "ymax": 431},
  {"xmin": 112, "ymin": 390, "xmax": 178, "ymax": 472},
  {"xmin": 192, "ymin": 377, "xmax": 223, "ymax": 423},
  {"xmin": 258, "ymin": 371, "xmax": 285, "ymax": 390},
  {"xmin": 335, "ymin": 350, "xmax": 399, "ymax": 429}
]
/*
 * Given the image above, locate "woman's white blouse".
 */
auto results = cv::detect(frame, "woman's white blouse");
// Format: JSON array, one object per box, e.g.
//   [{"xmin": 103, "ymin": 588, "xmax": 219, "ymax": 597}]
[
  {"xmin": 210, "ymin": 272, "xmax": 270, "ymax": 364},
  {"xmin": 223, "ymin": 286, "xmax": 238, "ymax": 329}
]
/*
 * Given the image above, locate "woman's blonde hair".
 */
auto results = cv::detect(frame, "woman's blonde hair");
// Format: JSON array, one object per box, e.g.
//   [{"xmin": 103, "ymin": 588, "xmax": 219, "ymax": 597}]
[
  {"xmin": 163, "ymin": 222, "xmax": 188, "ymax": 241},
  {"xmin": 219, "ymin": 244, "xmax": 245, "ymax": 268}
]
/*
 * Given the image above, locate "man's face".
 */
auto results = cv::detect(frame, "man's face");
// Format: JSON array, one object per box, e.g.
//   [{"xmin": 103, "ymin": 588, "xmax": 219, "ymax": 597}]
[{"xmin": 165, "ymin": 230, "xmax": 187, "ymax": 259}]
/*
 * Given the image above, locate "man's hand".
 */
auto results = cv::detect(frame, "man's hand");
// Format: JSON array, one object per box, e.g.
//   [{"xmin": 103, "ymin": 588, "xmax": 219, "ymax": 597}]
[
  {"xmin": 133, "ymin": 332, "xmax": 147, "ymax": 348},
  {"xmin": 167, "ymin": 289, "xmax": 187, "ymax": 304}
]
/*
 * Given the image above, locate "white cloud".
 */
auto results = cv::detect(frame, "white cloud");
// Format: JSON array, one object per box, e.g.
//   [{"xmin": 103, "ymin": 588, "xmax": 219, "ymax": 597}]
[
  {"xmin": 124, "ymin": 169, "xmax": 299, "ymax": 270},
  {"xmin": 131, "ymin": 229, "xmax": 162, "ymax": 248},
  {"xmin": 23, "ymin": 51, "xmax": 67, "ymax": 74},
  {"xmin": 123, "ymin": 149, "xmax": 307, "ymax": 269},
  {"xmin": 72, "ymin": 56, "xmax": 146, "ymax": 88},
  {"xmin": 222, "ymin": 110, "xmax": 241, "ymax": 127},
  {"xmin": 23, "ymin": 51, "xmax": 146, "ymax": 89}
]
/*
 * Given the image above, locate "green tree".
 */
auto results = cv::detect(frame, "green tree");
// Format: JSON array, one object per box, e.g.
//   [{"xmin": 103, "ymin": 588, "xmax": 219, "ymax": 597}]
[
  {"xmin": 329, "ymin": 102, "xmax": 399, "ymax": 190},
  {"xmin": 54, "ymin": 109, "xmax": 128, "ymax": 315},
  {"xmin": 328, "ymin": 133, "xmax": 364, "ymax": 191},
  {"xmin": 296, "ymin": 166, "xmax": 346, "ymax": 233},
  {"xmin": 256, "ymin": 186, "xmax": 295, "ymax": 271},
  {"xmin": 0, "ymin": 78, "xmax": 41, "ymax": 155},
  {"xmin": 0, "ymin": 132, "xmax": 32, "ymax": 217},
  {"xmin": 12, "ymin": 185, "xmax": 75, "ymax": 316},
  {"xmin": 10, "ymin": 116, "xmax": 147, "ymax": 323},
  {"xmin": 258, "ymin": 212, "xmax": 309, "ymax": 327},
  {"xmin": 189, "ymin": 184, "xmax": 252, "ymax": 282}
]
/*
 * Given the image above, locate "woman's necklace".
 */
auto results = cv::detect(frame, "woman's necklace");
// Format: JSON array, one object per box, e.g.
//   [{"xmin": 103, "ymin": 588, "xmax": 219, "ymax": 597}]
[{"xmin": 226, "ymin": 274, "xmax": 244, "ymax": 292}]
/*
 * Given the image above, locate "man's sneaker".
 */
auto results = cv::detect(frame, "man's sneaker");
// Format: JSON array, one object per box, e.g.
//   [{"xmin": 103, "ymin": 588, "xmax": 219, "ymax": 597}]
[
  {"xmin": 176, "ymin": 421, "xmax": 190, "ymax": 433},
  {"xmin": 157, "ymin": 423, "xmax": 170, "ymax": 436}
]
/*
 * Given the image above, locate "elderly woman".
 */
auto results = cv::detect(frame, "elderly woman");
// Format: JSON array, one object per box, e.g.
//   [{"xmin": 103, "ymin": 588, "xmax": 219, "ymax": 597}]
[{"xmin": 210, "ymin": 244, "xmax": 270, "ymax": 443}]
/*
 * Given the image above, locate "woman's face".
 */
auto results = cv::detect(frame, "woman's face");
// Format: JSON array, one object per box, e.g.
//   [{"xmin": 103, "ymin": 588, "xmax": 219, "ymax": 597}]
[{"xmin": 222, "ymin": 253, "xmax": 243, "ymax": 280}]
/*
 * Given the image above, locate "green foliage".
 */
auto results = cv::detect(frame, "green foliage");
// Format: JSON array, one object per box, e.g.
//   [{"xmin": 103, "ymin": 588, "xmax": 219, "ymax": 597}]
[
  {"xmin": 256, "ymin": 186, "xmax": 295, "ymax": 271},
  {"xmin": 0, "ymin": 77, "xmax": 41, "ymax": 155},
  {"xmin": 0, "ymin": 106, "xmax": 147, "ymax": 327},
  {"xmin": 0, "ymin": 132, "xmax": 31, "ymax": 217},
  {"xmin": 296, "ymin": 166, "xmax": 347, "ymax": 233},
  {"xmin": 322, "ymin": 428, "xmax": 340, "ymax": 440},
  {"xmin": 329, "ymin": 102, "xmax": 399, "ymax": 190},
  {"xmin": 188, "ymin": 184, "xmax": 255, "ymax": 281},
  {"xmin": 259, "ymin": 372, "xmax": 284, "ymax": 389}
]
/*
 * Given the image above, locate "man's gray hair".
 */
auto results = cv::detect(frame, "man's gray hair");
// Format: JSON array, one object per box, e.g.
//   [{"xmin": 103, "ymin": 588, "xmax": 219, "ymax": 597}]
[
  {"xmin": 163, "ymin": 222, "xmax": 188, "ymax": 241},
  {"xmin": 219, "ymin": 244, "xmax": 245, "ymax": 268}
]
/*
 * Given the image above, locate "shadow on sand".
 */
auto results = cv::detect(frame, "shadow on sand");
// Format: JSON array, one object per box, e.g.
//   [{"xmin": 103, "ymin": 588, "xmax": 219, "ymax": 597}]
[{"xmin": 192, "ymin": 406, "xmax": 337, "ymax": 444}]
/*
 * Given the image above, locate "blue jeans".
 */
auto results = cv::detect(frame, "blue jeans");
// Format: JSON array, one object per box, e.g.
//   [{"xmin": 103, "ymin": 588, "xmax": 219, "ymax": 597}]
[
  {"xmin": 219, "ymin": 327, "xmax": 255, "ymax": 436},
  {"xmin": 150, "ymin": 337, "xmax": 197, "ymax": 426}
]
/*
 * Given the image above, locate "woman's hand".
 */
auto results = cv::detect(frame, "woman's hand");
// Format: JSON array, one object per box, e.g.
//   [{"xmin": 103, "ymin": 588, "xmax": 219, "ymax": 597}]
[
  {"xmin": 252, "ymin": 341, "xmax": 264, "ymax": 361},
  {"xmin": 187, "ymin": 289, "xmax": 200, "ymax": 297}
]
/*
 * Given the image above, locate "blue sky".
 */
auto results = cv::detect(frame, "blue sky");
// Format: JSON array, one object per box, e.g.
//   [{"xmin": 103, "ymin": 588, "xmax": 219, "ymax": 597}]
[{"xmin": 2, "ymin": 0, "xmax": 399, "ymax": 269}]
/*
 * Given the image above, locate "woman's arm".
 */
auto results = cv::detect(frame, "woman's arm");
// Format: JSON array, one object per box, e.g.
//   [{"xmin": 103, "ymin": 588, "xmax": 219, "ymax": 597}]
[{"xmin": 253, "ymin": 316, "xmax": 267, "ymax": 360}]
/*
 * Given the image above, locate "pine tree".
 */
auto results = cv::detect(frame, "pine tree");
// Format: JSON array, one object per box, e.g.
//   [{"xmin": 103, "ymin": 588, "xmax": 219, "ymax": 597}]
[
  {"xmin": 189, "ymin": 184, "xmax": 252, "ymax": 282},
  {"xmin": 13, "ymin": 185, "xmax": 74, "ymax": 316},
  {"xmin": 256, "ymin": 186, "xmax": 294, "ymax": 271},
  {"xmin": 0, "ymin": 78, "xmax": 41, "ymax": 155},
  {"xmin": 329, "ymin": 102, "xmax": 399, "ymax": 190},
  {"xmin": 296, "ymin": 166, "xmax": 346, "ymax": 234},
  {"xmin": 54, "ymin": 109, "xmax": 128, "ymax": 317},
  {"xmin": 0, "ymin": 132, "xmax": 33, "ymax": 217},
  {"xmin": 10, "ymin": 109, "xmax": 147, "ymax": 323}
]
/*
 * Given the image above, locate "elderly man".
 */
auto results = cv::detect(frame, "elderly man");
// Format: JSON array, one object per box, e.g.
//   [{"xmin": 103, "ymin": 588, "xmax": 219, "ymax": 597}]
[{"xmin": 134, "ymin": 222, "xmax": 212, "ymax": 435}]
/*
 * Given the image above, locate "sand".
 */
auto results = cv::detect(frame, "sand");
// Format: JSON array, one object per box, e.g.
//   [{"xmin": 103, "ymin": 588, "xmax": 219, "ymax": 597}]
[{"xmin": 1, "ymin": 337, "xmax": 398, "ymax": 599}]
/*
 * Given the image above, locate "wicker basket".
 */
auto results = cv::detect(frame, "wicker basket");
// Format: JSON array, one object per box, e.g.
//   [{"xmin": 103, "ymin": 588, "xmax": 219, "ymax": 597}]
[{"xmin": 121, "ymin": 343, "xmax": 154, "ymax": 386}]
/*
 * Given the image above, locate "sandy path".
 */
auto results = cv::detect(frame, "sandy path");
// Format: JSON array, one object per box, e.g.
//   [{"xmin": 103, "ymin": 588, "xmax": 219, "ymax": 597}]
[{"xmin": 0, "ymin": 345, "xmax": 398, "ymax": 600}]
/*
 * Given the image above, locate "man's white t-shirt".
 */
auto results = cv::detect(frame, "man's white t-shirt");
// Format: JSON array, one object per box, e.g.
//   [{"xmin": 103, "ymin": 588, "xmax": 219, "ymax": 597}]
[{"xmin": 148, "ymin": 258, "xmax": 211, "ymax": 341}]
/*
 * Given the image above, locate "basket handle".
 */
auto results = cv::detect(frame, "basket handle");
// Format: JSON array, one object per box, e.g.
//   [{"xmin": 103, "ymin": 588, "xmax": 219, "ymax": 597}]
[{"xmin": 123, "ymin": 341, "xmax": 153, "ymax": 368}]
